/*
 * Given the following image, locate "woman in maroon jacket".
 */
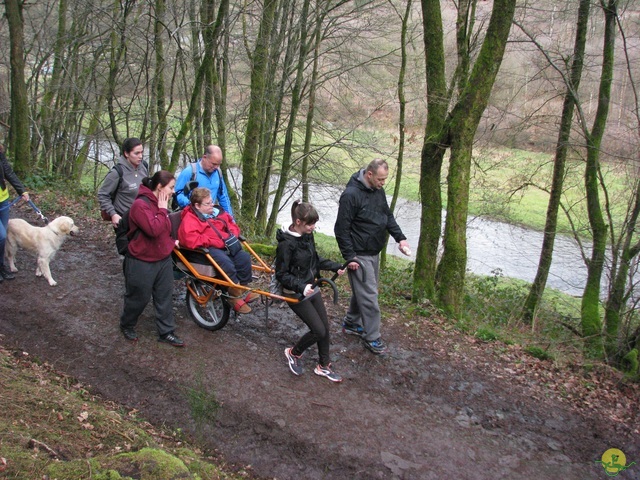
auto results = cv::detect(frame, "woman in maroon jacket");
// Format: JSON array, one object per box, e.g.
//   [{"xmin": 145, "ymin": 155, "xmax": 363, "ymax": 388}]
[
  {"xmin": 120, "ymin": 170, "xmax": 184, "ymax": 347},
  {"xmin": 178, "ymin": 187, "xmax": 255, "ymax": 314}
]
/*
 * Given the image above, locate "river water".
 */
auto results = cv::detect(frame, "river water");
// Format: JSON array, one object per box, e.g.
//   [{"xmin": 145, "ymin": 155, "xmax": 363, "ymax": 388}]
[
  {"xmin": 101, "ymin": 153, "xmax": 591, "ymax": 297},
  {"xmin": 273, "ymin": 182, "xmax": 590, "ymax": 297}
]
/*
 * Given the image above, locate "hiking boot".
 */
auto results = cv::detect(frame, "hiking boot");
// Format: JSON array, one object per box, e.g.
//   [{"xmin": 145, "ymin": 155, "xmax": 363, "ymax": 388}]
[
  {"xmin": 158, "ymin": 332, "xmax": 184, "ymax": 347},
  {"xmin": 363, "ymin": 337, "xmax": 388, "ymax": 355},
  {"xmin": 0, "ymin": 266, "xmax": 15, "ymax": 280},
  {"xmin": 284, "ymin": 347, "xmax": 303, "ymax": 376},
  {"xmin": 121, "ymin": 327, "xmax": 138, "ymax": 342},
  {"xmin": 314, "ymin": 364, "xmax": 343, "ymax": 383},
  {"xmin": 342, "ymin": 320, "xmax": 364, "ymax": 337}
]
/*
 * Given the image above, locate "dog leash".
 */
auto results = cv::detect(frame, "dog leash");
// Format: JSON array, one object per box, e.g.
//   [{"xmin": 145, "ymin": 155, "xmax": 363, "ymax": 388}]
[
  {"xmin": 0, "ymin": 196, "xmax": 23, "ymax": 210},
  {"xmin": 6, "ymin": 196, "xmax": 49, "ymax": 224}
]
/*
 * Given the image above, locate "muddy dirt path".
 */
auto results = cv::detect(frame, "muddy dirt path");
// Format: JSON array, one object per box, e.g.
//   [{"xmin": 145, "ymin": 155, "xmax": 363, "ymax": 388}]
[{"xmin": 1, "ymin": 214, "xmax": 637, "ymax": 479}]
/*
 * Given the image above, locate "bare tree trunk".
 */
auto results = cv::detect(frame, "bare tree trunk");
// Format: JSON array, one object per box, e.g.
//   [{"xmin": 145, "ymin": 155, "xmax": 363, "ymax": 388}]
[
  {"xmin": 437, "ymin": 0, "xmax": 517, "ymax": 315},
  {"xmin": 38, "ymin": 0, "xmax": 68, "ymax": 171},
  {"xmin": 169, "ymin": 0, "xmax": 229, "ymax": 172},
  {"xmin": 202, "ymin": 0, "xmax": 216, "ymax": 146},
  {"xmin": 521, "ymin": 0, "xmax": 590, "ymax": 324},
  {"xmin": 240, "ymin": 0, "xmax": 279, "ymax": 225},
  {"xmin": 413, "ymin": 0, "xmax": 450, "ymax": 302},
  {"xmin": 154, "ymin": 0, "xmax": 170, "ymax": 168},
  {"xmin": 5, "ymin": 0, "xmax": 31, "ymax": 175},
  {"xmin": 213, "ymin": 17, "xmax": 235, "ymax": 211},
  {"xmin": 301, "ymin": 0, "xmax": 325, "ymax": 202},
  {"xmin": 256, "ymin": 0, "xmax": 292, "ymax": 232},
  {"xmin": 382, "ymin": 0, "xmax": 412, "ymax": 270},
  {"xmin": 266, "ymin": 0, "xmax": 312, "ymax": 238},
  {"xmin": 604, "ymin": 181, "xmax": 640, "ymax": 363},
  {"xmin": 580, "ymin": 0, "xmax": 617, "ymax": 357}
]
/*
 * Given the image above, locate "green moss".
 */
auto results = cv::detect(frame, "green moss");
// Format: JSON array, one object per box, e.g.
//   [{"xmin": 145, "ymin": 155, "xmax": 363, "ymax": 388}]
[
  {"xmin": 524, "ymin": 345, "xmax": 554, "ymax": 361},
  {"xmin": 474, "ymin": 327, "xmax": 499, "ymax": 342},
  {"xmin": 45, "ymin": 449, "xmax": 193, "ymax": 479},
  {"xmin": 622, "ymin": 349, "xmax": 638, "ymax": 380}
]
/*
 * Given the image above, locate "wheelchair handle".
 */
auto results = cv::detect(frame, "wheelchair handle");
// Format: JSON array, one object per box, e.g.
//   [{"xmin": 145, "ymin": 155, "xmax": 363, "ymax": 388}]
[
  {"xmin": 339, "ymin": 258, "xmax": 366, "ymax": 283},
  {"xmin": 304, "ymin": 277, "xmax": 340, "ymax": 305},
  {"xmin": 306, "ymin": 260, "xmax": 364, "ymax": 305}
]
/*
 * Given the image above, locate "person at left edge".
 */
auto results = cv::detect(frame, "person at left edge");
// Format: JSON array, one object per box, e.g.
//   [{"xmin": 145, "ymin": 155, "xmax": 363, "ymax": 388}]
[
  {"xmin": 0, "ymin": 144, "xmax": 29, "ymax": 282},
  {"xmin": 119, "ymin": 170, "xmax": 184, "ymax": 347},
  {"xmin": 174, "ymin": 145, "xmax": 234, "ymax": 216},
  {"xmin": 97, "ymin": 137, "xmax": 149, "ymax": 228}
]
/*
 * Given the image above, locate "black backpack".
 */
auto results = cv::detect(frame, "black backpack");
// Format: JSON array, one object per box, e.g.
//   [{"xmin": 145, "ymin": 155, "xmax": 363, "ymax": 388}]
[{"xmin": 115, "ymin": 196, "xmax": 150, "ymax": 255}]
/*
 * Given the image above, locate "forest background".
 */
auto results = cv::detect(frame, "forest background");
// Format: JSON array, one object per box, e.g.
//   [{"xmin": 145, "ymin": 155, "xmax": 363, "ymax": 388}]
[{"xmin": 1, "ymin": 0, "xmax": 640, "ymax": 376}]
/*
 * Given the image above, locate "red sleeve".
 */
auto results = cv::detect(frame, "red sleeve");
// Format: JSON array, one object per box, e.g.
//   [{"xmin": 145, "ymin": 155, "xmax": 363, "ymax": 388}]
[
  {"xmin": 178, "ymin": 210, "xmax": 224, "ymax": 249},
  {"xmin": 130, "ymin": 198, "xmax": 171, "ymax": 239}
]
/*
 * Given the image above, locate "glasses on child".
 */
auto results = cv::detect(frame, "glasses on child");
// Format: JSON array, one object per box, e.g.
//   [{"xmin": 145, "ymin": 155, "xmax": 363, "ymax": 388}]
[{"xmin": 200, "ymin": 201, "xmax": 214, "ymax": 206}]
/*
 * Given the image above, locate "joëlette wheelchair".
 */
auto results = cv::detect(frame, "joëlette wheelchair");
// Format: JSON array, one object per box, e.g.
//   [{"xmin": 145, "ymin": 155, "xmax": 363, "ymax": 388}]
[{"xmin": 169, "ymin": 213, "xmax": 344, "ymax": 332}]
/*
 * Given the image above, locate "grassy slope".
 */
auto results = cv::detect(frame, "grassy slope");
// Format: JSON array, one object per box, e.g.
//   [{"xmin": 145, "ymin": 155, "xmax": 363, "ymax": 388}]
[{"xmin": 0, "ymin": 345, "xmax": 249, "ymax": 480}]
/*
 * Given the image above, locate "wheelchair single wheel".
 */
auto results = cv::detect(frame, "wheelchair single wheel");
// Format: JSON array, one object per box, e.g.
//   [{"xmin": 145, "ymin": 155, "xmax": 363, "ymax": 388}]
[{"xmin": 186, "ymin": 280, "xmax": 230, "ymax": 331}]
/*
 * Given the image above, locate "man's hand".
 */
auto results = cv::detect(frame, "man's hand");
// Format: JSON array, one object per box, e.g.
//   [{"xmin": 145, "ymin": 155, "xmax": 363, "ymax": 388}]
[
  {"xmin": 347, "ymin": 260, "xmax": 360, "ymax": 270},
  {"xmin": 399, "ymin": 240, "xmax": 411, "ymax": 256}
]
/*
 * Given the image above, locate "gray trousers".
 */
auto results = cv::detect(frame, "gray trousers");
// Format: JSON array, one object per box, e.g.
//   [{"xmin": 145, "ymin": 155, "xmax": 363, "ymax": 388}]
[
  {"xmin": 345, "ymin": 254, "xmax": 381, "ymax": 342},
  {"xmin": 120, "ymin": 256, "xmax": 176, "ymax": 337}
]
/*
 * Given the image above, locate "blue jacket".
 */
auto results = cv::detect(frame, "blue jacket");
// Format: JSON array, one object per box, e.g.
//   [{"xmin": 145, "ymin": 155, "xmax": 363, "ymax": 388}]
[{"xmin": 174, "ymin": 161, "xmax": 233, "ymax": 216}]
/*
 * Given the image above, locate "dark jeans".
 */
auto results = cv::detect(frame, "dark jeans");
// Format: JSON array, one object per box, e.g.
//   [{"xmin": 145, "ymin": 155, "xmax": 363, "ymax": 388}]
[
  {"xmin": 0, "ymin": 199, "xmax": 9, "ymax": 268},
  {"xmin": 207, "ymin": 247, "xmax": 252, "ymax": 284},
  {"xmin": 289, "ymin": 291, "xmax": 331, "ymax": 367},
  {"xmin": 120, "ymin": 255, "xmax": 175, "ymax": 336}
]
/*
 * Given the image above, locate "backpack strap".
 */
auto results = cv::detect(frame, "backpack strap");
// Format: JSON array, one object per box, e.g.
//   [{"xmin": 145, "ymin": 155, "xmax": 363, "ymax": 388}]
[
  {"xmin": 217, "ymin": 168, "xmax": 224, "ymax": 198},
  {"xmin": 111, "ymin": 161, "xmax": 148, "ymax": 201},
  {"xmin": 111, "ymin": 164, "xmax": 124, "ymax": 202}
]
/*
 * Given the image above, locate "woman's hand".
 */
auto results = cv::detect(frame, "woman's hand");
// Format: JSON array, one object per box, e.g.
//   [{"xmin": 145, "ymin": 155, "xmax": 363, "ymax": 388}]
[
  {"xmin": 303, "ymin": 284, "xmax": 314, "ymax": 296},
  {"xmin": 21, "ymin": 192, "xmax": 30, "ymax": 202},
  {"xmin": 337, "ymin": 268, "xmax": 346, "ymax": 276},
  {"xmin": 111, "ymin": 213, "xmax": 122, "ymax": 228},
  {"xmin": 157, "ymin": 190, "xmax": 169, "ymax": 210}
]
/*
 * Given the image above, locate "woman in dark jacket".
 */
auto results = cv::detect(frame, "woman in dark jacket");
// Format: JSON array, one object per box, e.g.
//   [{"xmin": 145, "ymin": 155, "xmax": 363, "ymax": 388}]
[
  {"xmin": 120, "ymin": 170, "xmax": 183, "ymax": 347},
  {"xmin": 275, "ymin": 200, "xmax": 345, "ymax": 383},
  {"xmin": 0, "ymin": 145, "xmax": 29, "ymax": 282}
]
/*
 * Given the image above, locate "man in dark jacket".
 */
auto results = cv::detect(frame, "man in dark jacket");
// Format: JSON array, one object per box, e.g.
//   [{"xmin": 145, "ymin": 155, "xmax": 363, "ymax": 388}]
[{"xmin": 334, "ymin": 159, "xmax": 411, "ymax": 354}]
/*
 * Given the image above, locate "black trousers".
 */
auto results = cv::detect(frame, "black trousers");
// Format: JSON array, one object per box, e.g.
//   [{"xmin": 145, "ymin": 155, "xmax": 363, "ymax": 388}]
[
  {"xmin": 289, "ymin": 291, "xmax": 331, "ymax": 367},
  {"xmin": 120, "ymin": 255, "xmax": 176, "ymax": 337}
]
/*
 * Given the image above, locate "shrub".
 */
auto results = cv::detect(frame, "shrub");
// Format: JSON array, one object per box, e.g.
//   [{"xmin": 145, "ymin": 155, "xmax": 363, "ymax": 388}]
[{"xmin": 524, "ymin": 345, "xmax": 554, "ymax": 361}]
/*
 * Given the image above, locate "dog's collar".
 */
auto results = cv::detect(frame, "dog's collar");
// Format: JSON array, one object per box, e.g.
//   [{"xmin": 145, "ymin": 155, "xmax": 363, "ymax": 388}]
[{"xmin": 47, "ymin": 224, "xmax": 60, "ymax": 236}]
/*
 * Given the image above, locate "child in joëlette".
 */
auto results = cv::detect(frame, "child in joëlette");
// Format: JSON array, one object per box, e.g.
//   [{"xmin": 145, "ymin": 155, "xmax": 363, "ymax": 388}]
[{"xmin": 275, "ymin": 200, "xmax": 345, "ymax": 383}]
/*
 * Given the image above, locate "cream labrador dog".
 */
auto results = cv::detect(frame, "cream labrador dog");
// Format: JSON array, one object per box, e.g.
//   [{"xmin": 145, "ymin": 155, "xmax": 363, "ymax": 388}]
[{"xmin": 4, "ymin": 216, "xmax": 79, "ymax": 286}]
